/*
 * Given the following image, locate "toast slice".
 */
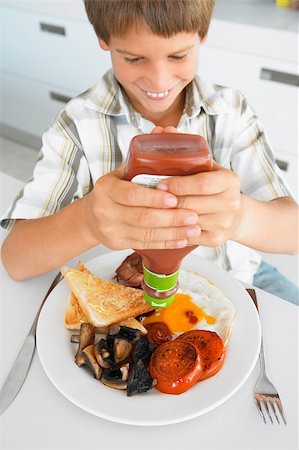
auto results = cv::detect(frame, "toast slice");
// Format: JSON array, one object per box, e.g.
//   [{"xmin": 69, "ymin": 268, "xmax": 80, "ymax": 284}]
[
  {"xmin": 62, "ymin": 265, "xmax": 154, "ymax": 329},
  {"xmin": 64, "ymin": 262, "xmax": 93, "ymax": 331}
]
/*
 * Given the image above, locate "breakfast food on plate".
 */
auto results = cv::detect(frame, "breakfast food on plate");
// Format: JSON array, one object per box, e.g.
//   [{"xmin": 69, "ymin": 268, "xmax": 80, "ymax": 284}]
[
  {"xmin": 141, "ymin": 269, "xmax": 236, "ymax": 346},
  {"xmin": 62, "ymin": 254, "xmax": 236, "ymax": 396},
  {"xmin": 149, "ymin": 339, "xmax": 203, "ymax": 394},
  {"xmin": 72, "ymin": 322, "xmax": 154, "ymax": 396},
  {"xmin": 61, "ymin": 265, "xmax": 154, "ymax": 330},
  {"xmin": 144, "ymin": 322, "xmax": 172, "ymax": 349},
  {"xmin": 64, "ymin": 263, "xmax": 95, "ymax": 330},
  {"xmin": 74, "ymin": 322, "xmax": 95, "ymax": 367},
  {"xmin": 115, "ymin": 252, "xmax": 143, "ymax": 287},
  {"xmin": 175, "ymin": 330, "xmax": 225, "ymax": 381},
  {"xmin": 64, "ymin": 262, "xmax": 148, "ymax": 334}
]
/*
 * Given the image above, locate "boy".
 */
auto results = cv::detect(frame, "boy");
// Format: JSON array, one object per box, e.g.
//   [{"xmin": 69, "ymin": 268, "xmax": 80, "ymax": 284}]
[{"xmin": 0, "ymin": 0, "xmax": 298, "ymax": 304}]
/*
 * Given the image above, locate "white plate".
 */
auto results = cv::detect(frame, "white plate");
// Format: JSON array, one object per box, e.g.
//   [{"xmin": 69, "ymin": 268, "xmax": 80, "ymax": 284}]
[{"xmin": 37, "ymin": 249, "xmax": 261, "ymax": 426}]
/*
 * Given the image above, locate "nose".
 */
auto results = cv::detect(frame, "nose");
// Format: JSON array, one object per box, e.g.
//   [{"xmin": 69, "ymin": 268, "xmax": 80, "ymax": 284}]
[{"xmin": 145, "ymin": 62, "xmax": 173, "ymax": 92}]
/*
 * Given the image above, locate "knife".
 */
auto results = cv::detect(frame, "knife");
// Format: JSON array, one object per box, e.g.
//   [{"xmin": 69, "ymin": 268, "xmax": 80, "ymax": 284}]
[
  {"xmin": 246, "ymin": 288, "xmax": 259, "ymax": 311},
  {"xmin": 0, "ymin": 272, "xmax": 63, "ymax": 416}
]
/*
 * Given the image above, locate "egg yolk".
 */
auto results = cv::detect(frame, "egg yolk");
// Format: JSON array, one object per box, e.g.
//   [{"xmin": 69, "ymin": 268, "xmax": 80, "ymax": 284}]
[{"xmin": 143, "ymin": 293, "xmax": 216, "ymax": 333}]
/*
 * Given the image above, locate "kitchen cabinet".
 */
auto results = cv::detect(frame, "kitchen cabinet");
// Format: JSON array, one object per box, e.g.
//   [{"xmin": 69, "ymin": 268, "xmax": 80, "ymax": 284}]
[
  {"xmin": 0, "ymin": 7, "xmax": 110, "ymax": 93},
  {"xmin": 0, "ymin": 3, "xmax": 298, "ymax": 200},
  {"xmin": 0, "ymin": 5, "xmax": 111, "ymax": 146},
  {"xmin": 0, "ymin": 71, "xmax": 76, "ymax": 138},
  {"xmin": 199, "ymin": 19, "xmax": 298, "ymax": 200}
]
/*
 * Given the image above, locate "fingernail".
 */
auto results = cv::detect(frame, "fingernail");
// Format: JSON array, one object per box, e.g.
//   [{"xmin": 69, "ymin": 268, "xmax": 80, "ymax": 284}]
[
  {"xmin": 157, "ymin": 183, "xmax": 168, "ymax": 191},
  {"xmin": 164, "ymin": 196, "xmax": 177, "ymax": 207},
  {"xmin": 187, "ymin": 227, "xmax": 200, "ymax": 237},
  {"xmin": 185, "ymin": 214, "xmax": 198, "ymax": 225},
  {"xmin": 175, "ymin": 239, "xmax": 187, "ymax": 248}
]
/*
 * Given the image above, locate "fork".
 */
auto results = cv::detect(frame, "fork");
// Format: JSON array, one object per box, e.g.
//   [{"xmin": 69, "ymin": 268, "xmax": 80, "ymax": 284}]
[{"xmin": 246, "ymin": 288, "xmax": 287, "ymax": 425}]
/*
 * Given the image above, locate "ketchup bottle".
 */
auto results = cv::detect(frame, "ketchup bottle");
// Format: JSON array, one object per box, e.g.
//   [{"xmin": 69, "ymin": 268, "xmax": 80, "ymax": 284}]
[{"xmin": 124, "ymin": 133, "xmax": 212, "ymax": 308}]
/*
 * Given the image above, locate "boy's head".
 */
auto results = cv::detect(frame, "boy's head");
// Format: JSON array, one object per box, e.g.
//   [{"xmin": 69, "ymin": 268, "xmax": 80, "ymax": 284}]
[
  {"xmin": 84, "ymin": 0, "xmax": 215, "ymax": 44},
  {"xmin": 84, "ymin": 1, "xmax": 215, "ymax": 126}
]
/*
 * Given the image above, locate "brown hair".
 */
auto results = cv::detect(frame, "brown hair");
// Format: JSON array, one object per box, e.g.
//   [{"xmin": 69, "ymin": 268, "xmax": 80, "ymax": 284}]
[{"xmin": 84, "ymin": 0, "xmax": 215, "ymax": 43}]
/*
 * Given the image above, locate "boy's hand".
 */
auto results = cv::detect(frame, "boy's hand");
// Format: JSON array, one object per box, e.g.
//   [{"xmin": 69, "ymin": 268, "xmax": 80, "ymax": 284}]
[
  {"xmin": 157, "ymin": 162, "xmax": 242, "ymax": 248},
  {"xmin": 153, "ymin": 125, "xmax": 242, "ymax": 248},
  {"xmin": 82, "ymin": 164, "xmax": 200, "ymax": 250}
]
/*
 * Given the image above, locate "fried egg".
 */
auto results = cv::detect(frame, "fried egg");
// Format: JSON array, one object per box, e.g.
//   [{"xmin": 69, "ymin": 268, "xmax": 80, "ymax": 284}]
[{"xmin": 142, "ymin": 270, "xmax": 236, "ymax": 345}]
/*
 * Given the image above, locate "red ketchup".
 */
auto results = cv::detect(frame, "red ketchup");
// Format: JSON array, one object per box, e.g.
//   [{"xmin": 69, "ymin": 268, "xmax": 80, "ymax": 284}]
[{"xmin": 124, "ymin": 133, "xmax": 212, "ymax": 308}]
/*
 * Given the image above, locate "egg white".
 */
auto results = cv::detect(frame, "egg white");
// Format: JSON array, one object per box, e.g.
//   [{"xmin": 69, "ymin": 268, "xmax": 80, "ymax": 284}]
[{"xmin": 175, "ymin": 270, "xmax": 236, "ymax": 345}]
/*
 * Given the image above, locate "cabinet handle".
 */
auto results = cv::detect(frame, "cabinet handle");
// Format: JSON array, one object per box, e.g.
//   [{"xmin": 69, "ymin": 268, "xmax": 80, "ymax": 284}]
[
  {"xmin": 50, "ymin": 92, "xmax": 72, "ymax": 104},
  {"xmin": 40, "ymin": 22, "xmax": 66, "ymax": 36},
  {"xmin": 260, "ymin": 68, "xmax": 299, "ymax": 87},
  {"xmin": 275, "ymin": 159, "xmax": 289, "ymax": 172}
]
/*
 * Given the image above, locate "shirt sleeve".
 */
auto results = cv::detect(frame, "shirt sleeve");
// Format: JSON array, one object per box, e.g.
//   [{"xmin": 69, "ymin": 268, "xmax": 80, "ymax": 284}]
[
  {"xmin": 230, "ymin": 94, "xmax": 293, "ymax": 201},
  {"xmin": 0, "ymin": 116, "xmax": 91, "ymax": 231}
]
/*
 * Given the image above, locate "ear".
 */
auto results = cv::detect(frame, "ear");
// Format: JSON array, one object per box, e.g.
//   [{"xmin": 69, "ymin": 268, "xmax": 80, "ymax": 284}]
[
  {"xmin": 98, "ymin": 38, "xmax": 110, "ymax": 51},
  {"xmin": 200, "ymin": 35, "xmax": 207, "ymax": 45}
]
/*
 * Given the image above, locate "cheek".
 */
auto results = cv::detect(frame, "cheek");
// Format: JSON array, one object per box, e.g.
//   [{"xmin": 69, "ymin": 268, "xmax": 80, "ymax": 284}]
[
  {"xmin": 183, "ymin": 49, "xmax": 199, "ymax": 74},
  {"xmin": 183, "ymin": 57, "xmax": 198, "ymax": 77},
  {"xmin": 173, "ymin": 61, "xmax": 198, "ymax": 83},
  {"xmin": 109, "ymin": 55, "xmax": 135, "ymax": 84},
  {"xmin": 113, "ymin": 64, "xmax": 142, "ymax": 87}
]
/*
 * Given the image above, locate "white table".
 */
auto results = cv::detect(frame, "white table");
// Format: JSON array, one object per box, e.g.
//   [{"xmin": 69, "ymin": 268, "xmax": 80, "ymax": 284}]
[{"xmin": 0, "ymin": 171, "xmax": 298, "ymax": 450}]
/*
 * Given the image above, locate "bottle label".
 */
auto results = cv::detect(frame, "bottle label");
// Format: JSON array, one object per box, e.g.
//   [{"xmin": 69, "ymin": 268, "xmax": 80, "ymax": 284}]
[{"xmin": 131, "ymin": 174, "xmax": 170, "ymax": 189}]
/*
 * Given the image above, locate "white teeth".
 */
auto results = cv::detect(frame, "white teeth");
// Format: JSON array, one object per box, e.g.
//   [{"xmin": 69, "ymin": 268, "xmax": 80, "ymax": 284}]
[{"xmin": 146, "ymin": 90, "xmax": 169, "ymax": 98}]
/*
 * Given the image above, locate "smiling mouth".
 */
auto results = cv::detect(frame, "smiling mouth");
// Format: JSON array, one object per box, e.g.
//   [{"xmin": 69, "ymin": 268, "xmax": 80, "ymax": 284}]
[{"xmin": 140, "ymin": 88, "xmax": 172, "ymax": 100}]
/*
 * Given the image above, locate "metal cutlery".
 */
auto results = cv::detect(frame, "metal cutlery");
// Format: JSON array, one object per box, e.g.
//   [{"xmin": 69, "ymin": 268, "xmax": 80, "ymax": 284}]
[
  {"xmin": 0, "ymin": 271, "xmax": 63, "ymax": 416},
  {"xmin": 246, "ymin": 288, "xmax": 287, "ymax": 425}
]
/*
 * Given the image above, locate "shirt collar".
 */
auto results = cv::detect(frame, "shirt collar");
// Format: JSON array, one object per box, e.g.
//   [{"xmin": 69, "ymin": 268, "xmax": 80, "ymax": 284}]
[
  {"xmin": 85, "ymin": 69, "xmax": 131, "ymax": 118},
  {"xmin": 185, "ymin": 76, "xmax": 232, "ymax": 117},
  {"xmin": 85, "ymin": 69, "xmax": 232, "ymax": 118}
]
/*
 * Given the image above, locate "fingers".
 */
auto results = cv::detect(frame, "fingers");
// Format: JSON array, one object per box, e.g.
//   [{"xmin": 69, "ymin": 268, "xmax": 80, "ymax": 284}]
[
  {"xmin": 119, "ymin": 222, "xmax": 200, "ymax": 248},
  {"xmin": 114, "ymin": 162, "xmax": 125, "ymax": 178},
  {"xmin": 110, "ymin": 204, "xmax": 201, "ymax": 248},
  {"xmin": 90, "ymin": 172, "xmax": 202, "ymax": 251},
  {"xmin": 106, "ymin": 221, "xmax": 201, "ymax": 250},
  {"xmin": 157, "ymin": 166, "xmax": 240, "ymax": 197},
  {"xmin": 109, "ymin": 177, "xmax": 179, "ymax": 209},
  {"xmin": 151, "ymin": 126, "xmax": 180, "ymax": 134},
  {"xmin": 162, "ymin": 126, "xmax": 180, "ymax": 134},
  {"xmin": 176, "ymin": 193, "xmax": 241, "ymax": 215},
  {"xmin": 151, "ymin": 126, "xmax": 164, "ymax": 134},
  {"xmin": 186, "ymin": 230, "xmax": 220, "ymax": 248},
  {"xmin": 129, "ymin": 238, "xmax": 188, "ymax": 250},
  {"xmin": 115, "ymin": 204, "xmax": 198, "ymax": 228}
]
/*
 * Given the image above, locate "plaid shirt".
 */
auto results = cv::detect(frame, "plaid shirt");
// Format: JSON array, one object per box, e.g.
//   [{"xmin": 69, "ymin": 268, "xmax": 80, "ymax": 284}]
[{"xmin": 0, "ymin": 69, "xmax": 291, "ymax": 283}]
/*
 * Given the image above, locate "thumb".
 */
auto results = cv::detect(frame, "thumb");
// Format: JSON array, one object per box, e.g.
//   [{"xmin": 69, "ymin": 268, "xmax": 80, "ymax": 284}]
[
  {"xmin": 211, "ymin": 160, "xmax": 224, "ymax": 171},
  {"xmin": 115, "ymin": 162, "xmax": 125, "ymax": 178},
  {"xmin": 151, "ymin": 126, "xmax": 164, "ymax": 134}
]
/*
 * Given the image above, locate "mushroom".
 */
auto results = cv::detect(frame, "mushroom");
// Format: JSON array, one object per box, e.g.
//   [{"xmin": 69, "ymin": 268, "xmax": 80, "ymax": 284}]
[
  {"xmin": 114, "ymin": 338, "xmax": 133, "ymax": 364},
  {"xmin": 120, "ymin": 317, "xmax": 148, "ymax": 335},
  {"xmin": 101, "ymin": 368, "xmax": 127, "ymax": 390},
  {"xmin": 117, "ymin": 325, "xmax": 141, "ymax": 343},
  {"xmin": 71, "ymin": 334, "xmax": 80, "ymax": 344},
  {"xmin": 127, "ymin": 359, "xmax": 153, "ymax": 396},
  {"xmin": 94, "ymin": 338, "xmax": 116, "ymax": 369},
  {"xmin": 75, "ymin": 323, "xmax": 95, "ymax": 367},
  {"xmin": 108, "ymin": 324, "xmax": 121, "ymax": 336},
  {"xmin": 107, "ymin": 325, "xmax": 141, "ymax": 350},
  {"xmin": 131, "ymin": 335, "xmax": 152, "ymax": 365},
  {"xmin": 120, "ymin": 363, "xmax": 129, "ymax": 381},
  {"xmin": 82, "ymin": 344, "xmax": 102, "ymax": 380}
]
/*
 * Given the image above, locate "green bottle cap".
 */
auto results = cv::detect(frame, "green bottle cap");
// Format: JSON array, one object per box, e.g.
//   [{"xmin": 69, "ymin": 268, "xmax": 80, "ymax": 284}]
[{"xmin": 142, "ymin": 265, "xmax": 179, "ymax": 308}]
